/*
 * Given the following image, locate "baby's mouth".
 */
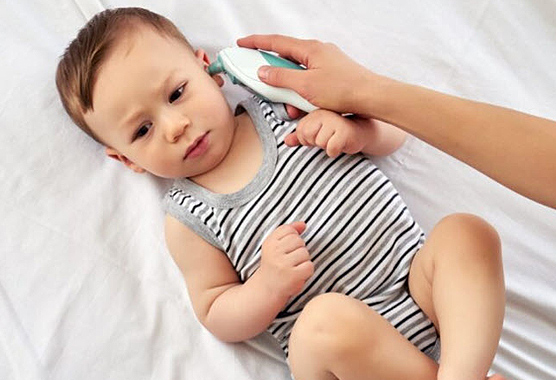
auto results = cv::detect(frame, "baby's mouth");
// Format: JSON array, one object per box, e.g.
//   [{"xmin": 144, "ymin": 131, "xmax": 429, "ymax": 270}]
[{"xmin": 184, "ymin": 132, "xmax": 209, "ymax": 159}]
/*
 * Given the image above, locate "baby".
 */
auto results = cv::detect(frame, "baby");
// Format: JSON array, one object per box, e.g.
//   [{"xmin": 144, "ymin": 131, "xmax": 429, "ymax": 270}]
[{"xmin": 56, "ymin": 7, "xmax": 506, "ymax": 380}]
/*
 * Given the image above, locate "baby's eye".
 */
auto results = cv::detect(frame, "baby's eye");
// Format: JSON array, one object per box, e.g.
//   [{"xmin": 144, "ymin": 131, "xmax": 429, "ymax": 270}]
[
  {"xmin": 169, "ymin": 84, "xmax": 185, "ymax": 103},
  {"xmin": 135, "ymin": 122, "xmax": 152, "ymax": 140}
]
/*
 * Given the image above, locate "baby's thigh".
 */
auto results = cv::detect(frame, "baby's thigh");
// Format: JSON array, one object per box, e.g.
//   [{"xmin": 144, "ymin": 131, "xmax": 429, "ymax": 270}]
[
  {"xmin": 288, "ymin": 293, "xmax": 390, "ymax": 362},
  {"xmin": 288, "ymin": 293, "xmax": 438, "ymax": 379}
]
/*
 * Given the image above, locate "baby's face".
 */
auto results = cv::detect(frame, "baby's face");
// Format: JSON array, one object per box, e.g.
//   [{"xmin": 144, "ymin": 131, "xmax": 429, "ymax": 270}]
[{"xmin": 84, "ymin": 25, "xmax": 235, "ymax": 179}]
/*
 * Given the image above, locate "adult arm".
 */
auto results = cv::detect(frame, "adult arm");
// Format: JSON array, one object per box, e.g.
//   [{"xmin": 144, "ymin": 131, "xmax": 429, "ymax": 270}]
[{"xmin": 238, "ymin": 34, "xmax": 556, "ymax": 209}]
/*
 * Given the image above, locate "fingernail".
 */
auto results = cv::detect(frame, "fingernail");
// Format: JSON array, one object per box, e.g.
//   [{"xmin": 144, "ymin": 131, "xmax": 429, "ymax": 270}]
[{"xmin": 258, "ymin": 66, "xmax": 270, "ymax": 80}]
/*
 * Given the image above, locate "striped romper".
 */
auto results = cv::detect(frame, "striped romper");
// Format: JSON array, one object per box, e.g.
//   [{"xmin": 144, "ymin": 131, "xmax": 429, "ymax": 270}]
[{"xmin": 164, "ymin": 96, "xmax": 440, "ymax": 360}]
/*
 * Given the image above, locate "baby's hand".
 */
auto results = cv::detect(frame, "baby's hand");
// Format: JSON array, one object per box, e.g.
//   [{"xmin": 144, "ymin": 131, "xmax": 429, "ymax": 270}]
[
  {"xmin": 259, "ymin": 222, "xmax": 314, "ymax": 299},
  {"xmin": 284, "ymin": 109, "xmax": 367, "ymax": 158}
]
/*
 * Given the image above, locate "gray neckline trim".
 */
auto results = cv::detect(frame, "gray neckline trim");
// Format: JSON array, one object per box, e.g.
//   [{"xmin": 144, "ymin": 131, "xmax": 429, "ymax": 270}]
[{"xmin": 174, "ymin": 98, "xmax": 277, "ymax": 208}]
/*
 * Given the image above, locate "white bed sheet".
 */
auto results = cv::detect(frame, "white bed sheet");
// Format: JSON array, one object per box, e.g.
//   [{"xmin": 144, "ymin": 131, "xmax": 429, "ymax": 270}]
[{"xmin": 1, "ymin": 0, "xmax": 555, "ymax": 379}]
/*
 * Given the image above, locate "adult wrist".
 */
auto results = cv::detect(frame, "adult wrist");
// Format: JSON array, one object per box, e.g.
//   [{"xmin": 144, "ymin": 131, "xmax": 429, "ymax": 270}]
[{"xmin": 350, "ymin": 72, "xmax": 396, "ymax": 119}]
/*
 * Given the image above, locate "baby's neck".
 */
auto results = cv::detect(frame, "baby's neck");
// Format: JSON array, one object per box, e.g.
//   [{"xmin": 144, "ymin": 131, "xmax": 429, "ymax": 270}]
[{"xmin": 190, "ymin": 111, "xmax": 263, "ymax": 194}]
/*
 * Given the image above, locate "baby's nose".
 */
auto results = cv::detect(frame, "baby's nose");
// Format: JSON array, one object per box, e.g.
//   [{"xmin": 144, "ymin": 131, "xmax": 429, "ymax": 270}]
[{"xmin": 165, "ymin": 115, "xmax": 190, "ymax": 142}]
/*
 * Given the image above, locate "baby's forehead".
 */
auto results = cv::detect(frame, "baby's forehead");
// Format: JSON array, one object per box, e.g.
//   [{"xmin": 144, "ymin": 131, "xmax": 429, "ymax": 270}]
[
  {"xmin": 89, "ymin": 27, "xmax": 197, "ymax": 118},
  {"xmin": 101, "ymin": 27, "xmax": 194, "ymax": 79},
  {"xmin": 94, "ymin": 25, "xmax": 182, "ymax": 86}
]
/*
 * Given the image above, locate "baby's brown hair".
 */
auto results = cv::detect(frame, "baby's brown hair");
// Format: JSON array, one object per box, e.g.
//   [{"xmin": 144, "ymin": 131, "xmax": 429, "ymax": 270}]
[{"xmin": 55, "ymin": 7, "xmax": 193, "ymax": 143}]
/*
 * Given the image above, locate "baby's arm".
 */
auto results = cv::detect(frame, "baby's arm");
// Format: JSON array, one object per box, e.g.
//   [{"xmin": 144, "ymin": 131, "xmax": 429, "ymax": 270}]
[
  {"xmin": 356, "ymin": 117, "xmax": 407, "ymax": 156},
  {"xmin": 165, "ymin": 216, "xmax": 313, "ymax": 342},
  {"xmin": 285, "ymin": 109, "xmax": 407, "ymax": 157}
]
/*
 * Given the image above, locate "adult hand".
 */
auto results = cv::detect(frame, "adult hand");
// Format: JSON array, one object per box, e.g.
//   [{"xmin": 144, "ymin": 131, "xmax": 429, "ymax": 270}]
[
  {"xmin": 237, "ymin": 34, "xmax": 382, "ymax": 117},
  {"xmin": 238, "ymin": 34, "xmax": 556, "ymax": 209}
]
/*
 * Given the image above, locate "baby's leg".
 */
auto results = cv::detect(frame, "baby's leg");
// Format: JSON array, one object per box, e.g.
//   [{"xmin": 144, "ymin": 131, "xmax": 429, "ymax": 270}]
[
  {"xmin": 408, "ymin": 213, "xmax": 505, "ymax": 380},
  {"xmin": 288, "ymin": 293, "xmax": 439, "ymax": 380}
]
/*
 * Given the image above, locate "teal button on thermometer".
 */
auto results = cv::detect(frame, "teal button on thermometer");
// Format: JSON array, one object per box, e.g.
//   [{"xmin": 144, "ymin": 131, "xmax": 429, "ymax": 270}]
[{"xmin": 207, "ymin": 47, "xmax": 317, "ymax": 113}]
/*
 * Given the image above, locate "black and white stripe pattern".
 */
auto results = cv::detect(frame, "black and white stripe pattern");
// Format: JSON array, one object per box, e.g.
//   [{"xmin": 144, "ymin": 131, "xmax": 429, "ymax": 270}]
[{"xmin": 164, "ymin": 97, "xmax": 438, "ymax": 357}]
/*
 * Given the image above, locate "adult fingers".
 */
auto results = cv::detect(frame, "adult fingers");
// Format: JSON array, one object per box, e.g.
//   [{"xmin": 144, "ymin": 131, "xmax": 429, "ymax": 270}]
[
  {"xmin": 237, "ymin": 34, "xmax": 313, "ymax": 67},
  {"xmin": 257, "ymin": 65, "xmax": 307, "ymax": 91},
  {"xmin": 285, "ymin": 104, "xmax": 305, "ymax": 119}
]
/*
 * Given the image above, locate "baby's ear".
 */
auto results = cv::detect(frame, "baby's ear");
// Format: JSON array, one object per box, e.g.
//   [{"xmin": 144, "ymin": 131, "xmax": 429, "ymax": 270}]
[
  {"xmin": 195, "ymin": 48, "xmax": 210, "ymax": 67},
  {"xmin": 196, "ymin": 48, "xmax": 224, "ymax": 87},
  {"xmin": 105, "ymin": 147, "xmax": 145, "ymax": 173}
]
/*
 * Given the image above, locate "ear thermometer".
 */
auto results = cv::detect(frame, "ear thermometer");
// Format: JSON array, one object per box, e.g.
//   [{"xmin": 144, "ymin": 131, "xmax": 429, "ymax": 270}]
[{"xmin": 207, "ymin": 47, "xmax": 317, "ymax": 113}]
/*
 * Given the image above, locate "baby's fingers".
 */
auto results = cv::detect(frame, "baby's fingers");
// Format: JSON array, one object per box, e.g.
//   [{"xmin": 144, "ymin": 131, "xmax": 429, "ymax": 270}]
[
  {"xmin": 315, "ymin": 125, "xmax": 335, "ymax": 151},
  {"xmin": 288, "ymin": 247, "xmax": 312, "ymax": 267},
  {"xmin": 280, "ymin": 234, "xmax": 307, "ymax": 253},
  {"xmin": 326, "ymin": 133, "xmax": 345, "ymax": 158},
  {"xmin": 297, "ymin": 120, "xmax": 321, "ymax": 146},
  {"xmin": 294, "ymin": 259, "xmax": 315, "ymax": 281},
  {"xmin": 284, "ymin": 132, "xmax": 300, "ymax": 147}
]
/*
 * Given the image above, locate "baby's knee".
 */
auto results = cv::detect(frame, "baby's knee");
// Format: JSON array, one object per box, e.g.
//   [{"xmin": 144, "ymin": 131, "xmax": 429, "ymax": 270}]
[
  {"xmin": 439, "ymin": 213, "xmax": 502, "ymax": 262},
  {"xmin": 289, "ymin": 293, "xmax": 380, "ymax": 361},
  {"xmin": 440, "ymin": 213, "xmax": 501, "ymax": 249}
]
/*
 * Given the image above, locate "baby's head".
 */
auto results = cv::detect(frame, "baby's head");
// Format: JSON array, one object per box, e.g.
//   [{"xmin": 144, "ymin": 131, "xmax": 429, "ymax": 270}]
[{"xmin": 56, "ymin": 7, "xmax": 235, "ymax": 179}]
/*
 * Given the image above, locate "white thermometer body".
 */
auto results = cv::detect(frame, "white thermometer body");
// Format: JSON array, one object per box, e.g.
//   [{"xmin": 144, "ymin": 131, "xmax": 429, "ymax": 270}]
[{"xmin": 207, "ymin": 47, "xmax": 317, "ymax": 113}]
